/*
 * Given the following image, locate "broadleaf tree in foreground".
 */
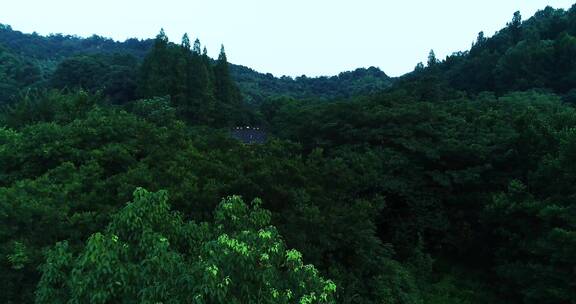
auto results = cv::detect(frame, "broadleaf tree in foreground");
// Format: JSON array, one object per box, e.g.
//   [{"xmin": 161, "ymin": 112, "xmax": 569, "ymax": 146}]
[{"xmin": 35, "ymin": 188, "xmax": 337, "ymax": 304}]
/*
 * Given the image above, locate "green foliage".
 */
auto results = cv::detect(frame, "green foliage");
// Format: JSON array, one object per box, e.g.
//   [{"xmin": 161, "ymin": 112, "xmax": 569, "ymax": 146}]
[
  {"xmin": 36, "ymin": 188, "xmax": 336, "ymax": 304},
  {"xmin": 264, "ymin": 90, "xmax": 576, "ymax": 303},
  {"xmin": 213, "ymin": 45, "xmax": 246, "ymax": 125},
  {"xmin": 0, "ymin": 23, "xmax": 152, "ymax": 61},
  {"xmin": 403, "ymin": 6, "xmax": 576, "ymax": 98},
  {"xmin": 0, "ymin": 24, "xmax": 394, "ymax": 109},
  {"xmin": 0, "ymin": 91, "xmax": 423, "ymax": 303},
  {"xmin": 231, "ymin": 65, "xmax": 393, "ymax": 105},
  {"xmin": 138, "ymin": 31, "xmax": 249, "ymax": 126},
  {"xmin": 7, "ymin": 241, "xmax": 30, "ymax": 270},
  {"xmin": 484, "ymin": 180, "xmax": 576, "ymax": 304},
  {"xmin": 0, "ymin": 90, "xmax": 101, "ymax": 128},
  {"xmin": 2, "ymin": 4, "xmax": 576, "ymax": 304},
  {"xmin": 0, "ymin": 45, "xmax": 42, "ymax": 103},
  {"xmin": 50, "ymin": 53, "xmax": 138, "ymax": 103}
]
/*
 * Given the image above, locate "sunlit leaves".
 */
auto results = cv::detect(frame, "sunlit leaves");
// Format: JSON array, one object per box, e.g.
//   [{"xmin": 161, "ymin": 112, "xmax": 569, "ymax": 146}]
[{"xmin": 36, "ymin": 189, "xmax": 336, "ymax": 303}]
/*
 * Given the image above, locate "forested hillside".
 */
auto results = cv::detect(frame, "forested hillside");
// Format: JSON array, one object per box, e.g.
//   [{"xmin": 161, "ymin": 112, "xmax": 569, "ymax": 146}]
[
  {"xmin": 231, "ymin": 65, "xmax": 393, "ymax": 104},
  {"xmin": 0, "ymin": 24, "xmax": 393, "ymax": 106},
  {"xmin": 398, "ymin": 6, "xmax": 576, "ymax": 101},
  {"xmin": 1, "ymin": 4, "xmax": 576, "ymax": 304}
]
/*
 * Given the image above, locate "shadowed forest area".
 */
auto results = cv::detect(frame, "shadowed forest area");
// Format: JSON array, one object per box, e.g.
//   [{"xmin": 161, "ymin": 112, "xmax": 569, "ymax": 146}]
[{"xmin": 1, "ymin": 4, "xmax": 576, "ymax": 304}]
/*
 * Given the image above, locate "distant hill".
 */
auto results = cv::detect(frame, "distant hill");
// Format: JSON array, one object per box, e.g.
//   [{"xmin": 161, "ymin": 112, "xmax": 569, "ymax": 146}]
[
  {"xmin": 230, "ymin": 64, "xmax": 393, "ymax": 104},
  {"xmin": 0, "ymin": 24, "xmax": 393, "ymax": 104},
  {"xmin": 0, "ymin": 24, "xmax": 153, "ymax": 103},
  {"xmin": 0, "ymin": 24, "xmax": 153, "ymax": 62}
]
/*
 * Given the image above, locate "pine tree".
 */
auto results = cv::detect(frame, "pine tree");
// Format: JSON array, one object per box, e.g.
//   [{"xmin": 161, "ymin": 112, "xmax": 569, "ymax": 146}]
[
  {"xmin": 138, "ymin": 34, "xmax": 244, "ymax": 126},
  {"xmin": 509, "ymin": 11, "xmax": 522, "ymax": 43},
  {"xmin": 427, "ymin": 49, "xmax": 438, "ymax": 67},
  {"xmin": 181, "ymin": 33, "xmax": 191, "ymax": 50},
  {"xmin": 475, "ymin": 31, "xmax": 486, "ymax": 46},
  {"xmin": 202, "ymin": 46, "xmax": 211, "ymax": 67},
  {"xmin": 138, "ymin": 29, "xmax": 173, "ymax": 98},
  {"xmin": 183, "ymin": 38, "xmax": 215, "ymax": 124},
  {"xmin": 213, "ymin": 45, "xmax": 244, "ymax": 126},
  {"xmin": 214, "ymin": 45, "xmax": 232, "ymax": 103},
  {"xmin": 156, "ymin": 28, "xmax": 169, "ymax": 47},
  {"xmin": 218, "ymin": 44, "xmax": 227, "ymax": 62},
  {"xmin": 193, "ymin": 38, "xmax": 201, "ymax": 55}
]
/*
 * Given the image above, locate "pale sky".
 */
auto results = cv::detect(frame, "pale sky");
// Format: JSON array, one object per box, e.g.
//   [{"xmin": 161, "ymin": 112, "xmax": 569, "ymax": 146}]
[{"xmin": 1, "ymin": 1, "xmax": 574, "ymax": 77}]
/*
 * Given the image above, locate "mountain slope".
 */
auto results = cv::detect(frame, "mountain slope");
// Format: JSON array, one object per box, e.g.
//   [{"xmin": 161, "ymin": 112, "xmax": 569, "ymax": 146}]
[
  {"xmin": 395, "ymin": 5, "xmax": 576, "ymax": 101},
  {"xmin": 0, "ymin": 24, "xmax": 393, "ymax": 104}
]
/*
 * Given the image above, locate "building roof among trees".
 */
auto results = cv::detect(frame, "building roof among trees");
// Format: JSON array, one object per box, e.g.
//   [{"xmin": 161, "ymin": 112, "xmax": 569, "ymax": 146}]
[{"xmin": 230, "ymin": 126, "xmax": 267, "ymax": 144}]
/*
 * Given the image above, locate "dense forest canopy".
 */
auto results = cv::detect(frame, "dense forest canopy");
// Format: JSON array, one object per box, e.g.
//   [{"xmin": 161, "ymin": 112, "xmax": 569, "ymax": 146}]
[{"xmin": 1, "ymin": 4, "xmax": 576, "ymax": 304}]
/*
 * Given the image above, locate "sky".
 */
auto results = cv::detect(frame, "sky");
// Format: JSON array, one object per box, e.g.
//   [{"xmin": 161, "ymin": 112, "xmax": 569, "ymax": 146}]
[{"xmin": 1, "ymin": 1, "xmax": 575, "ymax": 77}]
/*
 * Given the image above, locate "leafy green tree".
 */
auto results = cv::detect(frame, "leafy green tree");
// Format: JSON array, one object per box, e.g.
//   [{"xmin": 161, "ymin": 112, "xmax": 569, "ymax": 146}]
[
  {"xmin": 0, "ymin": 90, "xmax": 101, "ymax": 129},
  {"xmin": 0, "ymin": 45, "xmax": 42, "ymax": 103},
  {"xmin": 494, "ymin": 40, "xmax": 554, "ymax": 91},
  {"xmin": 552, "ymin": 33, "xmax": 576, "ymax": 92},
  {"xmin": 36, "ymin": 188, "xmax": 337, "ymax": 304},
  {"xmin": 50, "ymin": 54, "xmax": 138, "ymax": 103},
  {"xmin": 483, "ymin": 181, "xmax": 576, "ymax": 304}
]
